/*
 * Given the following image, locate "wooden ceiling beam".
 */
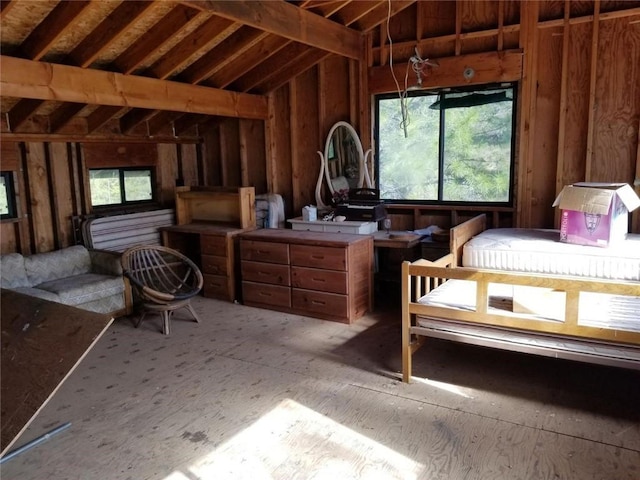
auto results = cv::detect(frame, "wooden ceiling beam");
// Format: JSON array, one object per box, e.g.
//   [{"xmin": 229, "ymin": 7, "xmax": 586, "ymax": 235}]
[
  {"xmin": 179, "ymin": 27, "xmax": 270, "ymax": 85},
  {"xmin": 113, "ymin": 4, "xmax": 201, "ymax": 75},
  {"xmin": 48, "ymin": 102, "xmax": 86, "ymax": 133},
  {"xmin": 2, "ymin": 131, "xmax": 201, "ymax": 144},
  {"xmin": 42, "ymin": 2, "xmax": 158, "ymax": 138},
  {"xmin": 333, "ymin": 1, "xmax": 381, "ymax": 27},
  {"xmin": 147, "ymin": 16, "xmax": 238, "ymax": 80},
  {"xmin": 21, "ymin": 1, "xmax": 92, "ymax": 61},
  {"xmin": 148, "ymin": 111, "xmax": 186, "ymax": 136},
  {"xmin": 368, "ymin": 50, "xmax": 524, "ymax": 94},
  {"xmin": 69, "ymin": 1, "xmax": 155, "ymax": 68},
  {"xmin": 206, "ymin": 35, "xmax": 291, "ymax": 89},
  {"xmin": 86, "ymin": 106, "xmax": 125, "ymax": 134},
  {"xmin": 63, "ymin": 2, "xmax": 199, "ymax": 138},
  {"xmin": 355, "ymin": 0, "xmax": 415, "ymax": 31},
  {"xmin": 6, "ymin": 99, "xmax": 45, "ymax": 132},
  {"xmin": 308, "ymin": 0, "xmax": 355, "ymax": 18},
  {"xmin": 119, "ymin": 109, "xmax": 158, "ymax": 135},
  {"xmin": 0, "ymin": 0, "xmax": 17, "ymax": 20},
  {"xmin": 181, "ymin": 0, "xmax": 362, "ymax": 59},
  {"xmin": 1, "ymin": 55, "xmax": 269, "ymax": 120},
  {"xmin": 256, "ymin": 49, "xmax": 332, "ymax": 94},
  {"xmin": 174, "ymin": 114, "xmax": 210, "ymax": 136},
  {"xmin": 231, "ymin": 42, "xmax": 310, "ymax": 92}
]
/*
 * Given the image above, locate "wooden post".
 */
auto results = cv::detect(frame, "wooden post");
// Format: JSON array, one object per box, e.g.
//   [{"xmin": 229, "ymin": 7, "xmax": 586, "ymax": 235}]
[
  {"xmin": 633, "ymin": 125, "xmax": 640, "ymax": 233},
  {"xmin": 554, "ymin": 0, "xmax": 572, "ymax": 227},
  {"xmin": 584, "ymin": 0, "xmax": 601, "ymax": 182},
  {"xmin": 455, "ymin": 1, "xmax": 462, "ymax": 55},
  {"xmin": 498, "ymin": 0, "xmax": 505, "ymax": 51},
  {"xmin": 516, "ymin": 0, "xmax": 540, "ymax": 228}
]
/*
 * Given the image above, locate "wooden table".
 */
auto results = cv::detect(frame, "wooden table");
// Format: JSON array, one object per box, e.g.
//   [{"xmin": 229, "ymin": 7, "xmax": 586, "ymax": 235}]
[{"xmin": 1, "ymin": 290, "xmax": 113, "ymax": 456}]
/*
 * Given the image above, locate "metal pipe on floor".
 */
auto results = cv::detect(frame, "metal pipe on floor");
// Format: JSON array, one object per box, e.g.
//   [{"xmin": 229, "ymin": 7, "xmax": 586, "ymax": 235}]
[{"xmin": 0, "ymin": 422, "xmax": 71, "ymax": 464}]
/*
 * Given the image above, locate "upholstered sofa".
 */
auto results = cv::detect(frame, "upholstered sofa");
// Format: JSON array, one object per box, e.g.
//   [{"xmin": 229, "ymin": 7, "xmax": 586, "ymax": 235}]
[{"xmin": 0, "ymin": 245, "xmax": 131, "ymax": 317}]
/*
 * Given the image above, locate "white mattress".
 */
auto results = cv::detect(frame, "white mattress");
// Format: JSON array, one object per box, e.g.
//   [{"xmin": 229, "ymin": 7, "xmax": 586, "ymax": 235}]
[{"xmin": 462, "ymin": 228, "xmax": 640, "ymax": 281}]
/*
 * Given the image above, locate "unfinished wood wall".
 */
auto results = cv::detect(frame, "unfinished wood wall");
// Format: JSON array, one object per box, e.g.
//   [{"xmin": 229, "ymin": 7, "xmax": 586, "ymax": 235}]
[
  {"xmin": 2, "ymin": 1, "xmax": 639, "ymax": 256},
  {"xmin": 519, "ymin": 1, "xmax": 640, "ymax": 231},
  {"xmin": 0, "ymin": 141, "xmax": 204, "ymax": 255},
  {"xmin": 265, "ymin": 56, "xmax": 359, "ymax": 216},
  {"xmin": 364, "ymin": 0, "xmax": 640, "ymax": 231}
]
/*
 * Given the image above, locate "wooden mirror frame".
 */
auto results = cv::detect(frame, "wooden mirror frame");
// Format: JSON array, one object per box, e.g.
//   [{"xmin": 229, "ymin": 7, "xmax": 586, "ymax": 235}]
[{"xmin": 314, "ymin": 121, "xmax": 373, "ymax": 209}]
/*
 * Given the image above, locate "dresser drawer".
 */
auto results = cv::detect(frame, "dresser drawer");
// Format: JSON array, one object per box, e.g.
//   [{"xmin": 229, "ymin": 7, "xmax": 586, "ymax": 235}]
[
  {"xmin": 203, "ymin": 273, "xmax": 230, "ymax": 299},
  {"xmin": 292, "ymin": 289, "xmax": 348, "ymax": 319},
  {"xmin": 291, "ymin": 266, "xmax": 347, "ymax": 294},
  {"xmin": 201, "ymin": 235, "xmax": 227, "ymax": 255},
  {"xmin": 241, "ymin": 240, "xmax": 289, "ymax": 264},
  {"xmin": 243, "ymin": 281, "xmax": 291, "ymax": 308},
  {"xmin": 290, "ymin": 245, "xmax": 347, "ymax": 271},
  {"xmin": 241, "ymin": 261, "xmax": 290, "ymax": 286},
  {"xmin": 201, "ymin": 254, "xmax": 228, "ymax": 276}
]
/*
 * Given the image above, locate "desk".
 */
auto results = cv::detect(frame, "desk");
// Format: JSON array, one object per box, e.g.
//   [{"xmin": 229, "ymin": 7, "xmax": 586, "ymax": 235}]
[
  {"xmin": 372, "ymin": 231, "xmax": 422, "ymax": 248},
  {"xmin": 161, "ymin": 223, "xmax": 253, "ymax": 302},
  {"xmin": 371, "ymin": 232, "xmax": 423, "ymax": 306},
  {"xmin": 1, "ymin": 290, "xmax": 112, "ymax": 456}
]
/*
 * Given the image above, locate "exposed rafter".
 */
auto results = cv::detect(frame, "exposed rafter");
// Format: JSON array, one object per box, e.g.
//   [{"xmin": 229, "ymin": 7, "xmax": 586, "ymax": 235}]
[
  {"xmin": 1, "ymin": 56, "xmax": 268, "ymax": 120},
  {"xmin": 180, "ymin": 0, "xmax": 362, "ymax": 59},
  {"xmin": 20, "ymin": 1, "xmax": 92, "ymax": 61}
]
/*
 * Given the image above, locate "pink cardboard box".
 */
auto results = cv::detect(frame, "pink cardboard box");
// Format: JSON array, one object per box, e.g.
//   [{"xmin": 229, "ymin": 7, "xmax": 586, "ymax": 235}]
[{"xmin": 553, "ymin": 183, "xmax": 640, "ymax": 247}]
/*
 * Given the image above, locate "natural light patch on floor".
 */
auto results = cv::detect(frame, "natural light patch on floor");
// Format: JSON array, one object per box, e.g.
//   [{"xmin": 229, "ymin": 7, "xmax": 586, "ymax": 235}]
[
  {"xmin": 164, "ymin": 398, "xmax": 424, "ymax": 480},
  {"xmin": 413, "ymin": 377, "xmax": 475, "ymax": 399}
]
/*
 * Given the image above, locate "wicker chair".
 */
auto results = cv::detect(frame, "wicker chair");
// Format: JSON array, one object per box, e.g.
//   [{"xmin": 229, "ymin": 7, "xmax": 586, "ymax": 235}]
[{"xmin": 121, "ymin": 245, "xmax": 203, "ymax": 335}]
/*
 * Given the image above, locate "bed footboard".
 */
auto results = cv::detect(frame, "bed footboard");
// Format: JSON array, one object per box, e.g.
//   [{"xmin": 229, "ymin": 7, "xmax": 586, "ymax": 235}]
[{"xmin": 401, "ymin": 258, "xmax": 640, "ymax": 382}]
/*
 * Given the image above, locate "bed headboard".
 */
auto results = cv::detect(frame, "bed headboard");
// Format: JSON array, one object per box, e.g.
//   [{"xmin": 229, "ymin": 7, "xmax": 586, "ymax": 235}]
[{"xmin": 449, "ymin": 214, "xmax": 487, "ymax": 266}]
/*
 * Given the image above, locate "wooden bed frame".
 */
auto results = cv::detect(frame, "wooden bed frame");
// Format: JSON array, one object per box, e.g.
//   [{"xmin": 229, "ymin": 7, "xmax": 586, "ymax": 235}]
[{"xmin": 401, "ymin": 214, "xmax": 640, "ymax": 382}]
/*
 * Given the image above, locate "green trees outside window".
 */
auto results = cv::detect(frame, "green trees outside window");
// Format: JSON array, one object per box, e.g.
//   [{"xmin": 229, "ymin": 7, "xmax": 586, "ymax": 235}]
[
  {"xmin": 376, "ymin": 84, "xmax": 515, "ymax": 204},
  {"xmin": 89, "ymin": 168, "xmax": 154, "ymax": 207}
]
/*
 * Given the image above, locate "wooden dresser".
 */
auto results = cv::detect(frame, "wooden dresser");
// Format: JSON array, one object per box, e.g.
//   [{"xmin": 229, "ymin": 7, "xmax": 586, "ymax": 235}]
[
  {"xmin": 161, "ymin": 186, "xmax": 256, "ymax": 302},
  {"xmin": 239, "ymin": 229, "xmax": 373, "ymax": 323}
]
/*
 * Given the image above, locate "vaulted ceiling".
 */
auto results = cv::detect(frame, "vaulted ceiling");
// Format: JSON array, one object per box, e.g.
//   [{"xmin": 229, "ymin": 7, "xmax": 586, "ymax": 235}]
[{"xmin": 0, "ymin": 0, "xmax": 414, "ymax": 138}]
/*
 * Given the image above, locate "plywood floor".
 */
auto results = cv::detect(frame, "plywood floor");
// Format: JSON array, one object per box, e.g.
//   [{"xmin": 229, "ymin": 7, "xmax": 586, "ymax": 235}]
[{"xmin": 1, "ymin": 296, "xmax": 639, "ymax": 480}]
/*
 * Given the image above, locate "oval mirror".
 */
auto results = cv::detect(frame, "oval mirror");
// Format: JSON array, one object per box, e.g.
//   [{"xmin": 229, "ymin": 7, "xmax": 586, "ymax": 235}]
[{"xmin": 315, "ymin": 121, "xmax": 372, "ymax": 209}]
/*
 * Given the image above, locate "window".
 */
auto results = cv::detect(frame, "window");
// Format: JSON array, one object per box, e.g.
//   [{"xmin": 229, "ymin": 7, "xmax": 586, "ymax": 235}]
[
  {"xmin": 0, "ymin": 172, "xmax": 17, "ymax": 220},
  {"xmin": 89, "ymin": 168, "xmax": 154, "ymax": 207},
  {"xmin": 375, "ymin": 83, "xmax": 516, "ymax": 204}
]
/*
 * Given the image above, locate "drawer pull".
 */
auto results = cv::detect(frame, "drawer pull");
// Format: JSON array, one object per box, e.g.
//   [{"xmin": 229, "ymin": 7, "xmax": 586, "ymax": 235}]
[
  {"xmin": 311, "ymin": 300, "xmax": 326, "ymax": 306},
  {"xmin": 312, "ymin": 278, "xmax": 325, "ymax": 282},
  {"xmin": 257, "ymin": 250, "xmax": 270, "ymax": 255},
  {"xmin": 311, "ymin": 255, "xmax": 325, "ymax": 260},
  {"xmin": 259, "ymin": 292, "xmax": 272, "ymax": 297}
]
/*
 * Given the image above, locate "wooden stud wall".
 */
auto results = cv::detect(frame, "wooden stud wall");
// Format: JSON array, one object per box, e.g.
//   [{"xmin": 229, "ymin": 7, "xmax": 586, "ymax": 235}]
[
  {"xmin": 367, "ymin": 0, "xmax": 640, "ymax": 232},
  {"xmin": 0, "ymin": 141, "xmax": 206, "ymax": 255},
  {"xmin": 2, "ymin": 1, "xmax": 640, "ymax": 256}
]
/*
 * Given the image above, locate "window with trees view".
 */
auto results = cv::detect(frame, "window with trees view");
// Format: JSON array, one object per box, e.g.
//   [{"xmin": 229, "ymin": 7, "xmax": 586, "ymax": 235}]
[
  {"xmin": 89, "ymin": 168, "xmax": 154, "ymax": 207},
  {"xmin": 375, "ymin": 84, "xmax": 516, "ymax": 204},
  {"xmin": 1, "ymin": 171, "xmax": 17, "ymax": 219}
]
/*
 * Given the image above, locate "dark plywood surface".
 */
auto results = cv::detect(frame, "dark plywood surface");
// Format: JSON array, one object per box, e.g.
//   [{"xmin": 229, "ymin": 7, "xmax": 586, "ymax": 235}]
[
  {"xmin": 1, "ymin": 289, "xmax": 112, "ymax": 456},
  {"xmin": 372, "ymin": 230, "xmax": 422, "ymax": 249}
]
